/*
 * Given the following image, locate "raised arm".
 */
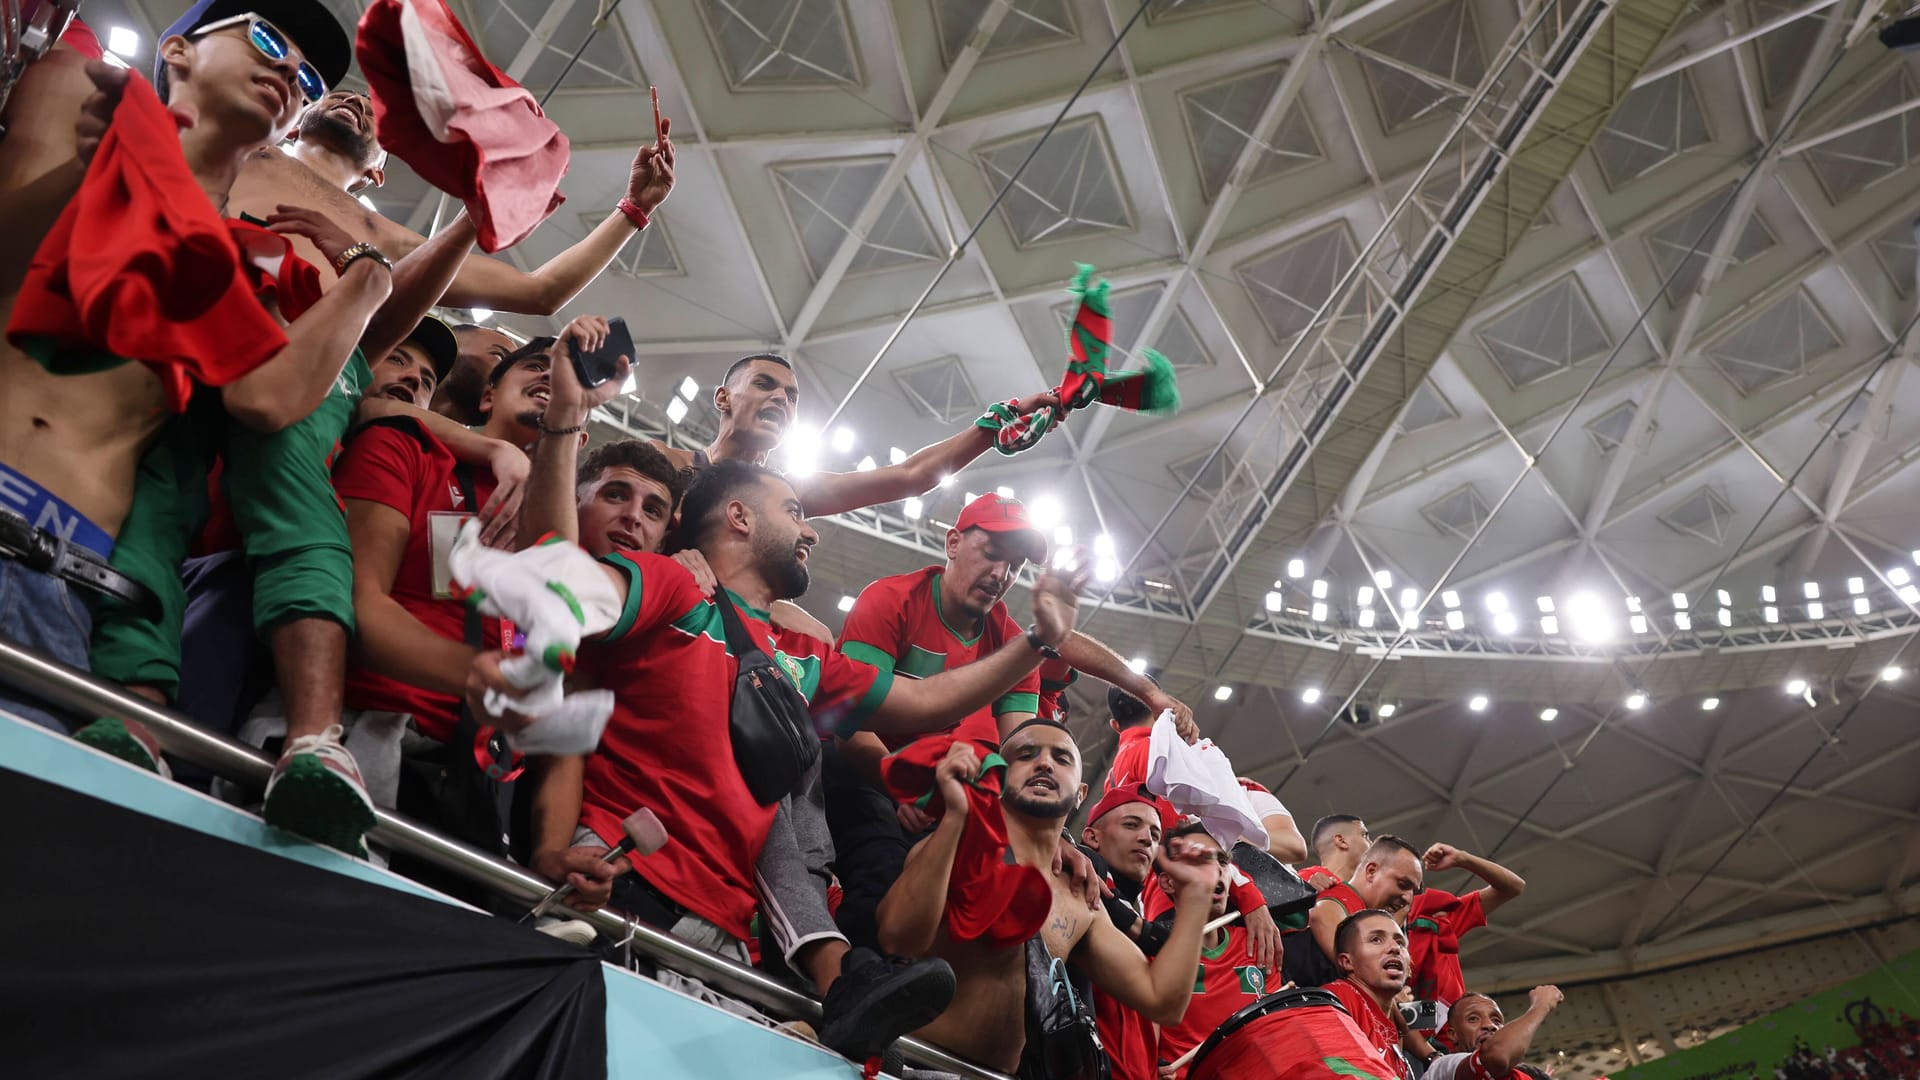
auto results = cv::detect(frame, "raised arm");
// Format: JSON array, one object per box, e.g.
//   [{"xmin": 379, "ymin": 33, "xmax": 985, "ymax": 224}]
[
  {"xmin": 1059, "ymin": 630, "xmax": 1197, "ymax": 741},
  {"xmin": 876, "ymin": 742, "xmax": 977, "ymax": 956},
  {"xmin": 868, "ymin": 564, "xmax": 1088, "ymax": 737},
  {"xmin": 0, "ymin": 50, "xmax": 96, "ymax": 292},
  {"xmin": 1073, "ymin": 836, "xmax": 1217, "ymax": 1025},
  {"xmin": 1478, "ymin": 986, "xmax": 1563, "ymax": 1074},
  {"xmin": 794, "ymin": 392, "xmax": 1056, "ymax": 518},
  {"xmin": 356, "ymin": 212, "xmax": 477, "ymax": 367},
  {"xmin": 513, "ymin": 316, "xmax": 632, "ymax": 547},
  {"xmin": 1424, "ymin": 843, "xmax": 1526, "ymax": 916}
]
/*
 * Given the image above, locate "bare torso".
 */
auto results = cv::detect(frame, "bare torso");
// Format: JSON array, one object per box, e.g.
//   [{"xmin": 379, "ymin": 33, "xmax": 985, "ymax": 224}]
[
  {"xmin": 913, "ymin": 863, "xmax": 1092, "ymax": 1072},
  {"xmin": 0, "ymin": 46, "xmax": 163, "ymax": 536},
  {"xmin": 226, "ymin": 147, "xmax": 394, "ymax": 286}
]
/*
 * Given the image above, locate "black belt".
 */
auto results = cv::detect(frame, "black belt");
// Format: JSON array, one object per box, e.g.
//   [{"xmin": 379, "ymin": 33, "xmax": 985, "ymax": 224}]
[{"xmin": 0, "ymin": 511, "xmax": 160, "ymax": 622}]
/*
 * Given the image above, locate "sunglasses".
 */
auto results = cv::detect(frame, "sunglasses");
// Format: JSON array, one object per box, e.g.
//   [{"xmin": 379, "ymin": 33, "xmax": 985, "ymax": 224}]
[{"xmin": 192, "ymin": 12, "xmax": 327, "ymax": 105}]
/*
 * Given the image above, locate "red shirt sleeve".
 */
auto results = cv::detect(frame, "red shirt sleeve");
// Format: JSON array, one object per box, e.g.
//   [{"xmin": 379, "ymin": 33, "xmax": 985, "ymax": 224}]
[
  {"xmin": 599, "ymin": 551, "xmax": 706, "ymax": 640},
  {"xmin": 836, "ymin": 576, "xmax": 908, "ymax": 676},
  {"xmin": 812, "ymin": 643, "xmax": 893, "ymax": 739},
  {"xmin": 1232, "ymin": 872, "xmax": 1267, "ymax": 915},
  {"xmin": 332, "ymin": 422, "xmax": 425, "ymax": 517},
  {"xmin": 1444, "ymin": 888, "xmax": 1488, "ymax": 937}
]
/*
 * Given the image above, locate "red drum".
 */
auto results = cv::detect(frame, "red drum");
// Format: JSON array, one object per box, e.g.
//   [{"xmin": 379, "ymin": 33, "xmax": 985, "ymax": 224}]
[{"xmin": 1189, "ymin": 987, "xmax": 1401, "ymax": 1080}]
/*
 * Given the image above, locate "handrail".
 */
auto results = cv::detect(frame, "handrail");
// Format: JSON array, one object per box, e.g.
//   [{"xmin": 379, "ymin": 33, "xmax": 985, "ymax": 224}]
[{"xmin": 0, "ymin": 635, "xmax": 1013, "ymax": 1080}]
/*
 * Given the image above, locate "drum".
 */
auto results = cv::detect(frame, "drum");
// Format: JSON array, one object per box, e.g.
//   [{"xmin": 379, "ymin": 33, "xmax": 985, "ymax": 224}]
[{"xmin": 1188, "ymin": 987, "xmax": 1400, "ymax": 1080}]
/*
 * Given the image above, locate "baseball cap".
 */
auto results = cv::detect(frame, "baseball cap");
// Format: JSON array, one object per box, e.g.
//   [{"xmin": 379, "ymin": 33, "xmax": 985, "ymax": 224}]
[
  {"xmin": 954, "ymin": 493, "xmax": 1047, "ymax": 564},
  {"xmin": 156, "ymin": 0, "xmax": 354, "ymax": 92},
  {"xmin": 1087, "ymin": 783, "xmax": 1175, "ymax": 831},
  {"xmin": 401, "ymin": 316, "xmax": 458, "ymax": 382}
]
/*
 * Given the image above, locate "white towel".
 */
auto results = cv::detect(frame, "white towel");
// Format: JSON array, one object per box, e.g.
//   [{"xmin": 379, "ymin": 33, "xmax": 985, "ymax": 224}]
[
  {"xmin": 448, "ymin": 521, "xmax": 619, "ymax": 755},
  {"xmin": 1145, "ymin": 712, "xmax": 1269, "ymax": 850}
]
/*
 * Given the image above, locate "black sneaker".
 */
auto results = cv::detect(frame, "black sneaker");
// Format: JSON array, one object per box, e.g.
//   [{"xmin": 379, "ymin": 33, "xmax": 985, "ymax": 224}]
[{"xmin": 817, "ymin": 949, "xmax": 956, "ymax": 1062}]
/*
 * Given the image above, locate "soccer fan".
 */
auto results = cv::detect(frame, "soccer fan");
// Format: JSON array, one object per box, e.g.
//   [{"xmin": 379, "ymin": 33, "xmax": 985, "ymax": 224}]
[
  {"xmin": 1326, "ymin": 910, "xmax": 1416, "ymax": 1080},
  {"xmin": 1153, "ymin": 823, "xmax": 1280, "ymax": 1080},
  {"xmin": 1237, "ymin": 776, "xmax": 1308, "ymax": 864},
  {"xmin": 1414, "ymin": 987, "xmax": 1564, "ymax": 1080},
  {"xmin": 1406, "ymin": 843, "xmax": 1525, "ymax": 1008},
  {"xmin": 1303, "ymin": 814, "xmax": 1374, "ymax": 886},
  {"xmin": 436, "ymin": 324, "xmax": 518, "ymax": 425},
  {"xmin": 1288, "ymin": 836, "xmax": 1426, "ymax": 987},
  {"xmin": 364, "ymin": 316, "xmax": 458, "ymax": 409},
  {"xmin": 0, "ymin": 0, "xmax": 386, "ymax": 735},
  {"xmin": 319, "ymin": 322, "xmax": 589, "ymax": 859},
  {"xmin": 645, "ymin": 353, "xmax": 1061, "ymax": 518},
  {"xmin": 1079, "ymin": 784, "xmax": 1170, "ymax": 1080},
  {"xmin": 875, "ymin": 723, "xmax": 1220, "ymax": 1074}
]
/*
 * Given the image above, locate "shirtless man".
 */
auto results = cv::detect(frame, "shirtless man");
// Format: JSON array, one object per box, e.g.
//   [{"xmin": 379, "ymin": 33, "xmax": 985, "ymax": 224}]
[
  {"xmin": 663, "ymin": 354, "xmax": 1057, "ymax": 519},
  {"xmin": 875, "ymin": 721, "xmax": 1218, "ymax": 1073},
  {"xmin": 0, "ymin": 0, "xmax": 384, "ymax": 732}
]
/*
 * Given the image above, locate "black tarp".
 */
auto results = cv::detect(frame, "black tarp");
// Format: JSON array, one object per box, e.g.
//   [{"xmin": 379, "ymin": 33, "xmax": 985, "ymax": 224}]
[{"xmin": 0, "ymin": 768, "xmax": 607, "ymax": 1080}]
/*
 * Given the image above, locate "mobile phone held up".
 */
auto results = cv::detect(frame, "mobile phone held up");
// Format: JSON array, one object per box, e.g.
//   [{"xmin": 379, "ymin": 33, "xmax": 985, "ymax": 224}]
[{"xmin": 570, "ymin": 316, "xmax": 635, "ymax": 388}]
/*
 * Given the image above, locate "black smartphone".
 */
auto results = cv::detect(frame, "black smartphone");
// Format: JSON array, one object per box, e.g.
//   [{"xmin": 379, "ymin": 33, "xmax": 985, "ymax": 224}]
[{"xmin": 569, "ymin": 316, "xmax": 635, "ymax": 388}]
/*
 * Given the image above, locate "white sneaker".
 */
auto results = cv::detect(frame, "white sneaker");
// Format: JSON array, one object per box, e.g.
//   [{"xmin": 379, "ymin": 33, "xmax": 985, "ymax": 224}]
[
  {"xmin": 535, "ymin": 917, "xmax": 599, "ymax": 947},
  {"xmin": 263, "ymin": 724, "xmax": 377, "ymax": 859}
]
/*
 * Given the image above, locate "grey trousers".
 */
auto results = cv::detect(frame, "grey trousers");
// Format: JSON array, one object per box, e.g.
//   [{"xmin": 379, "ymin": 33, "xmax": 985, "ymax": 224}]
[{"xmin": 753, "ymin": 755, "xmax": 847, "ymax": 968}]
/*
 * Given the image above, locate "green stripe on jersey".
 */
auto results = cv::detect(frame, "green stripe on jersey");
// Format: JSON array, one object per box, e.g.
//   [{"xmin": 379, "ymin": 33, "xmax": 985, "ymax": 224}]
[
  {"xmin": 898, "ymin": 645, "xmax": 947, "ymax": 679},
  {"xmin": 993, "ymin": 691, "xmax": 1040, "ymax": 717},
  {"xmin": 603, "ymin": 553, "xmax": 646, "ymax": 639},
  {"xmin": 841, "ymin": 640, "xmax": 897, "ymax": 675}
]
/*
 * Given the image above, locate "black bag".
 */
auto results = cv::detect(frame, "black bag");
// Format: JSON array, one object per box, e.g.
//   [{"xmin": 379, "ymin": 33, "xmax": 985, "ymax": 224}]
[
  {"xmin": 715, "ymin": 593, "xmax": 821, "ymax": 805},
  {"xmin": 1018, "ymin": 937, "xmax": 1110, "ymax": 1080}
]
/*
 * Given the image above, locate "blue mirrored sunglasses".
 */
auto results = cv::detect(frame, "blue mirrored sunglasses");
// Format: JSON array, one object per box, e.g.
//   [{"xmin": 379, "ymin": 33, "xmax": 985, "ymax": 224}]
[{"xmin": 192, "ymin": 12, "xmax": 327, "ymax": 104}]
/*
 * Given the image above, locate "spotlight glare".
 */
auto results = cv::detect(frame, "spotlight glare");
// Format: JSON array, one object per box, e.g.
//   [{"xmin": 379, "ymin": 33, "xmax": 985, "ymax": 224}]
[
  {"xmin": 996, "ymin": 486, "xmax": 1015, "ymax": 500},
  {"xmin": 1566, "ymin": 592, "xmax": 1613, "ymax": 643},
  {"xmin": 1358, "ymin": 608, "xmax": 1377, "ymax": 628},
  {"xmin": 1762, "ymin": 585, "xmax": 1777, "ymax": 602},
  {"xmin": 1445, "ymin": 610, "xmax": 1465, "ymax": 630},
  {"xmin": 1803, "ymin": 581, "xmax": 1820, "ymax": 599},
  {"xmin": 1357, "ymin": 586, "xmax": 1375, "ymax": 606},
  {"xmin": 889, "ymin": 446, "xmax": 907, "ymax": 466},
  {"xmin": 1052, "ymin": 525, "xmax": 1073, "ymax": 546},
  {"xmin": 1400, "ymin": 587, "xmax": 1419, "ymax": 611},
  {"xmin": 831, "ymin": 426, "xmax": 856, "ymax": 454},
  {"xmin": 1911, "ymin": 549, "xmax": 1919, "ymax": 566},
  {"xmin": 1892, "ymin": 568, "xmax": 1913, "ymax": 587},
  {"xmin": 1883, "ymin": 666, "xmax": 1904, "ymax": 682},
  {"xmin": 1311, "ymin": 579, "xmax": 1329, "ymax": 600},
  {"xmin": 106, "ymin": 26, "xmax": 140, "ymax": 57},
  {"xmin": 1127, "ymin": 657, "xmax": 1149, "ymax": 675},
  {"xmin": 837, "ymin": 595, "xmax": 856, "ymax": 613},
  {"xmin": 665, "ymin": 396, "xmax": 689, "ymax": 423},
  {"xmin": 1377, "ymin": 702, "xmax": 1398, "ymax": 718},
  {"xmin": 1675, "ymin": 611, "xmax": 1692, "ymax": 630},
  {"xmin": 1026, "ymin": 495, "xmax": 1063, "ymax": 531},
  {"xmin": 1716, "ymin": 589, "xmax": 1731, "ymax": 606},
  {"xmin": 1213, "ymin": 685, "xmax": 1234, "ymax": 702},
  {"xmin": 1310, "ymin": 602, "xmax": 1329, "ymax": 622},
  {"xmin": 1717, "ymin": 607, "xmax": 1732, "ymax": 627},
  {"xmin": 1486, "ymin": 591, "xmax": 1509, "ymax": 613},
  {"xmin": 1849, "ymin": 576, "xmax": 1866, "ymax": 595},
  {"xmin": 1540, "ymin": 615, "xmax": 1559, "ymax": 635},
  {"xmin": 939, "ymin": 474, "xmax": 956, "ymax": 488},
  {"xmin": 1287, "ymin": 558, "xmax": 1306, "ymax": 579},
  {"xmin": 1764, "ymin": 605, "xmax": 1779, "ymax": 623},
  {"xmin": 1855, "ymin": 597, "xmax": 1871, "ymax": 616},
  {"xmin": 1625, "ymin": 691, "xmax": 1647, "ymax": 710},
  {"xmin": 1301, "ymin": 687, "xmax": 1322, "ymax": 704},
  {"xmin": 1468, "ymin": 695, "xmax": 1489, "ymax": 712},
  {"xmin": 1808, "ymin": 601, "xmax": 1825, "ymax": 619},
  {"xmin": 1096, "ymin": 560, "xmax": 1119, "ymax": 583},
  {"xmin": 678, "ymin": 375, "xmax": 700, "ymax": 400},
  {"xmin": 1902, "ymin": 585, "xmax": 1920, "ymax": 605},
  {"xmin": 1629, "ymin": 614, "xmax": 1648, "ymax": 634},
  {"xmin": 1442, "ymin": 590, "xmax": 1460, "ymax": 609},
  {"xmin": 1094, "ymin": 533, "xmax": 1116, "ymax": 560},
  {"xmin": 783, "ymin": 423, "xmax": 821, "ymax": 477},
  {"xmin": 1494, "ymin": 612, "xmax": 1519, "ymax": 635},
  {"xmin": 1701, "ymin": 697, "xmax": 1720, "ymax": 711},
  {"xmin": 1374, "ymin": 570, "xmax": 1393, "ymax": 589},
  {"xmin": 903, "ymin": 497, "xmax": 923, "ymax": 520},
  {"xmin": 1625, "ymin": 595, "xmax": 1642, "ymax": 613},
  {"xmin": 1535, "ymin": 595, "xmax": 1554, "ymax": 613},
  {"xmin": 1265, "ymin": 590, "xmax": 1284, "ymax": 613},
  {"xmin": 1786, "ymin": 678, "xmax": 1807, "ymax": 696},
  {"xmin": 1672, "ymin": 592, "xmax": 1689, "ymax": 609},
  {"xmin": 1539, "ymin": 707, "xmax": 1559, "ymax": 723},
  {"xmin": 855, "ymin": 455, "xmax": 877, "ymax": 472}
]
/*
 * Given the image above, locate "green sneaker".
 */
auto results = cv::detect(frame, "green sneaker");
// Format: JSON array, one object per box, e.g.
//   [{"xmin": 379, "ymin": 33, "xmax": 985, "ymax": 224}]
[
  {"xmin": 262, "ymin": 724, "xmax": 376, "ymax": 859},
  {"xmin": 73, "ymin": 717, "xmax": 171, "ymax": 779}
]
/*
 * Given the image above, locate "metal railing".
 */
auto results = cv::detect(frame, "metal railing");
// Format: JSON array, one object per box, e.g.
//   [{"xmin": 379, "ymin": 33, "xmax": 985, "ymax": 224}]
[{"xmin": 0, "ymin": 635, "xmax": 1012, "ymax": 1080}]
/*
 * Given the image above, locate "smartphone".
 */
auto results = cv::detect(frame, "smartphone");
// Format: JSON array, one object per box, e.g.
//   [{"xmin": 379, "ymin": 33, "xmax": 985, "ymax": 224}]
[{"xmin": 570, "ymin": 316, "xmax": 635, "ymax": 388}]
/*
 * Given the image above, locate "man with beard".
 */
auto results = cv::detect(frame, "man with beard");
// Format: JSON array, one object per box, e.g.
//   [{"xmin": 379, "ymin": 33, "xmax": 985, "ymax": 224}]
[
  {"xmin": 1327, "ymin": 910, "xmax": 1416, "ymax": 1080},
  {"xmin": 1416, "ymin": 988, "xmax": 1564, "ymax": 1080},
  {"xmin": 1080, "ymin": 785, "xmax": 1171, "ymax": 1080},
  {"xmin": 876, "ymin": 722, "xmax": 1218, "ymax": 1073},
  {"xmin": 1154, "ymin": 824, "xmax": 1278, "ymax": 1080},
  {"xmin": 1286, "ymin": 836, "xmax": 1425, "ymax": 988},
  {"xmin": 501, "ymin": 443, "xmax": 1099, "ymax": 1061}
]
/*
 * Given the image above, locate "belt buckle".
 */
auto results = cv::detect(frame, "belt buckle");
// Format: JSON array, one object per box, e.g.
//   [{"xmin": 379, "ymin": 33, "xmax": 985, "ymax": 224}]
[{"xmin": 17, "ymin": 523, "xmax": 58, "ymax": 574}]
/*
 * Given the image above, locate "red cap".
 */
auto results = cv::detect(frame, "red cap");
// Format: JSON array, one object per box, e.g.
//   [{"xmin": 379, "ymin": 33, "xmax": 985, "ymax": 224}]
[
  {"xmin": 1087, "ymin": 783, "xmax": 1176, "ymax": 831},
  {"xmin": 954, "ymin": 493, "xmax": 1048, "ymax": 563}
]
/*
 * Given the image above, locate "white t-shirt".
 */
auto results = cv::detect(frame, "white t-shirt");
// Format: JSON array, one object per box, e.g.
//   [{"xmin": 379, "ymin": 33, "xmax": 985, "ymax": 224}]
[
  {"xmin": 1425, "ymin": 1051, "xmax": 1501, "ymax": 1080},
  {"xmin": 1243, "ymin": 785, "xmax": 1289, "ymax": 822}
]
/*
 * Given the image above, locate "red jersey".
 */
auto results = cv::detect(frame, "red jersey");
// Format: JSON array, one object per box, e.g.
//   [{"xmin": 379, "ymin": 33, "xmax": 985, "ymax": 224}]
[
  {"xmin": 1037, "ymin": 657, "xmax": 1077, "ymax": 722},
  {"xmin": 1327, "ymin": 978, "xmax": 1412, "ymax": 1080},
  {"xmin": 1158, "ymin": 925, "xmax": 1278, "ymax": 1078},
  {"xmin": 1406, "ymin": 888, "xmax": 1487, "ymax": 1005},
  {"xmin": 1105, "ymin": 724, "xmax": 1153, "ymax": 792},
  {"xmin": 1096, "ymin": 988, "xmax": 1156, "ymax": 1080},
  {"xmin": 581, "ymin": 554, "xmax": 890, "ymax": 942},
  {"xmin": 837, "ymin": 566, "xmax": 1039, "ymax": 751},
  {"xmin": 333, "ymin": 419, "xmax": 502, "ymax": 740}
]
